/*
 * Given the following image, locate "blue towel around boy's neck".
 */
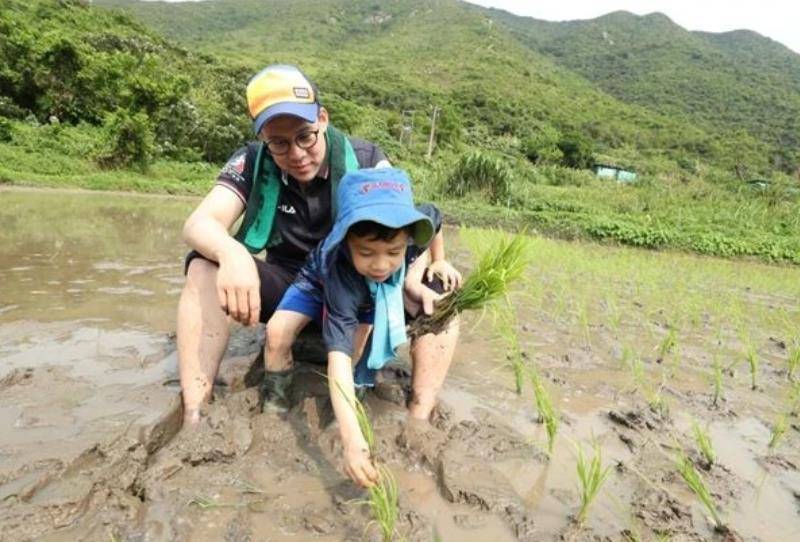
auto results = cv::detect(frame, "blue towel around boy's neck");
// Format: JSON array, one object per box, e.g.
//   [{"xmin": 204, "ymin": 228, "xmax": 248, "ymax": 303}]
[{"xmin": 365, "ymin": 264, "xmax": 407, "ymax": 370}]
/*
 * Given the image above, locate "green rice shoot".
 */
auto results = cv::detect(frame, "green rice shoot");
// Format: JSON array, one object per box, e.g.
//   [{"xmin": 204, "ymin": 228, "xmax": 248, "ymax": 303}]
[
  {"xmin": 787, "ymin": 346, "xmax": 800, "ymax": 381},
  {"xmin": 768, "ymin": 414, "xmax": 788, "ymax": 450},
  {"xmin": 691, "ymin": 420, "xmax": 716, "ymax": 466},
  {"xmin": 676, "ymin": 451, "xmax": 724, "ymax": 531},
  {"xmin": 574, "ymin": 440, "xmax": 612, "ymax": 526},
  {"xmin": 711, "ymin": 355, "xmax": 724, "ymax": 407},
  {"xmin": 334, "ymin": 381, "xmax": 399, "ymax": 541},
  {"xmin": 497, "ymin": 302, "xmax": 526, "ymax": 394},
  {"xmin": 746, "ymin": 345, "xmax": 759, "ymax": 390},
  {"xmin": 531, "ymin": 371, "xmax": 559, "ymax": 455}
]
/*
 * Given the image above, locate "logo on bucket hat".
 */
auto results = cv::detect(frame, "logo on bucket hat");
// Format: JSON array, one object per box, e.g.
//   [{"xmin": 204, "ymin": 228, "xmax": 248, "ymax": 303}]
[{"xmin": 246, "ymin": 64, "xmax": 320, "ymax": 135}]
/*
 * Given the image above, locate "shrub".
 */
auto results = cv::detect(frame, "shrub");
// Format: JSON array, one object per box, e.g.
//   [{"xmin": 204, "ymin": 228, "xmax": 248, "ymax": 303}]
[
  {"xmin": 521, "ymin": 124, "xmax": 563, "ymax": 165},
  {"xmin": 0, "ymin": 118, "xmax": 12, "ymax": 142},
  {"xmin": 558, "ymin": 132, "xmax": 595, "ymax": 169},
  {"xmin": 444, "ymin": 150, "xmax": 513, "ymax": 204},
  {"xmin": 96, "ymin": 108, "xmax": 155, "ymax": 170}
]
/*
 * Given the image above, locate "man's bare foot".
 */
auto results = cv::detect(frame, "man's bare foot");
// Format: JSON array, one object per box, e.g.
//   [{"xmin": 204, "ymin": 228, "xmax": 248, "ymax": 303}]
[{"xmin": 183, "ymin": 407, "xmax": 201, "ymax": 428}]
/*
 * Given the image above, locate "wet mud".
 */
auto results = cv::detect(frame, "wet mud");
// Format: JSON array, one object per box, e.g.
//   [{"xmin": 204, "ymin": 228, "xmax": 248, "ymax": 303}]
[{"xmin": 1, "ymin": 188, "xmax": 799, "ymax": 541}]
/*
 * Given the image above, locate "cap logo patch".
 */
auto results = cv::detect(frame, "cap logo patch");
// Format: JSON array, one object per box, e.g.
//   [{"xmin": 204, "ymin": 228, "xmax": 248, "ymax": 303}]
[
  {"xmin": 359, "ymin": 181, "xmax": 406, "ymax": 194},
  {"xmin": 293, "ymin": 87, "xmax": 310, "ymax": 99}
]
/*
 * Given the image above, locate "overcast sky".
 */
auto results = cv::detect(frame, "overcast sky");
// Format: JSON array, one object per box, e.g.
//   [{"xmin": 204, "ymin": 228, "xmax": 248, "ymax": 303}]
[{"xmin": 466, "ymin": 0, "xmax": 800, "ymax": 54}]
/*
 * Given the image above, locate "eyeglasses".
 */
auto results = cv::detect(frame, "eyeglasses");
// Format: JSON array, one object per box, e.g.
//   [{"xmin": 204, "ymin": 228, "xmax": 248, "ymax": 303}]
[{"xmin": 265, "ymin": 129, "xmax": 320, "ymax": 155}]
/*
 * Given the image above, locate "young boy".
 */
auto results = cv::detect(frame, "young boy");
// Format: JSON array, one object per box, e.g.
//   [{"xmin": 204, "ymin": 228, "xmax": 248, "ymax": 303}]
[{"xmin": 263, "ymin": 167, "xmax": 461, "ymax": 487}]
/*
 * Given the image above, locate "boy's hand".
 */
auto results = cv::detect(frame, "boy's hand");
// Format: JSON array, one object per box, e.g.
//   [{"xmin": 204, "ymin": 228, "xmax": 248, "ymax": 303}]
[
  {"xmin": 343, "ymin": 442, "xmax": 379, "ymax": 487},
  {"xmin": 426, "ymin": 259, "xmax": 462, "ymax": 291}
]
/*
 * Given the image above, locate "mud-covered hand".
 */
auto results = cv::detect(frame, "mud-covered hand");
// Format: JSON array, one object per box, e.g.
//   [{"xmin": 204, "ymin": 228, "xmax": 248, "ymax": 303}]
[
  {"xmin": 216, "ymin": 244, "xmax": 261, "ymax": 326},
  {"xmin": 425, "ymin": 259, "xmax": 463, "ymax": 292},
  {"xmin": 343, "ymin": 441, "xmax": 379, "ymax": 488},
  {"xmin": 405, "ymin": 282, "xmax": 444, "ymax": 316}
]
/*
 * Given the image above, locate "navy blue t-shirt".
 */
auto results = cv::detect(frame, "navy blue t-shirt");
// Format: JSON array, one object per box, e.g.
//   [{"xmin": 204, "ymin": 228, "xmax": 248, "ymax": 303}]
[{"xmin": 293, "ymin": 203, "xmax": 442, "ymax": 357}]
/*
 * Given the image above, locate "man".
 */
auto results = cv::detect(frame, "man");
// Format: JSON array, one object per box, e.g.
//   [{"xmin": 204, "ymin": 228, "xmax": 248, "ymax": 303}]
[{"xmin": 177, "ymin": 64, "xmax": 460, "ymax": 428}]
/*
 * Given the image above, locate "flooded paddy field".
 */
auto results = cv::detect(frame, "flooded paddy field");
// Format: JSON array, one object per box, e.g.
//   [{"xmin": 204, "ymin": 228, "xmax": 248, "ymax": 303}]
[{"xmin": 1, "ymin": 188, "xmax": 799, "ymax": 541}]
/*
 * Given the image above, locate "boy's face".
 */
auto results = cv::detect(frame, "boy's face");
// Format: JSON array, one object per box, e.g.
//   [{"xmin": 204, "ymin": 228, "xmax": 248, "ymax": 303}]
[{"xmin": 346, "ymin": 230, "xmax": 410, "ymax": 283}]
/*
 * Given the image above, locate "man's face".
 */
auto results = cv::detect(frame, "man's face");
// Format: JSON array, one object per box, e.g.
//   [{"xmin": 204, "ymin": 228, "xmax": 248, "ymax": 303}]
[
  {"xmin": 260, "ymin": 107, "xmax": 329, "ymax": 182},
  {"xmin": 346, "ymin": 230, "xmax": 409, "ymax": 283}
]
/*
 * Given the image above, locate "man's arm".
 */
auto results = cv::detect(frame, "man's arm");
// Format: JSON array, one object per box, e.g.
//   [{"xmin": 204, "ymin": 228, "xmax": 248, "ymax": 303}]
[{"xmin": 182, "ymin": 186, "xmax": 261, "ymax": 326}]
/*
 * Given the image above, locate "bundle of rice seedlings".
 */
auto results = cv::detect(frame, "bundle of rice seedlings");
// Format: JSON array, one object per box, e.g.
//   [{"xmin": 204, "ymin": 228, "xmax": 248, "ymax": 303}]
[
  {"xmin": 408, "ymin": 233, "xmax": 530, "ymax": 338},
  {"xmin": 676, "ymin": 451, "xmax": 725, "ymax": 532},
  {"xmin": 574, "ymin": 440, "xmax": 612, "ymax": 526}
]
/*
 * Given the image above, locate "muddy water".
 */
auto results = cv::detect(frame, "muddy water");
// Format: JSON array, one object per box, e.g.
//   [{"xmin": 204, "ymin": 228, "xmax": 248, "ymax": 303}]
[{"xmin": 1, "ymin": 187, "xmax": 799, "ymax": 541}]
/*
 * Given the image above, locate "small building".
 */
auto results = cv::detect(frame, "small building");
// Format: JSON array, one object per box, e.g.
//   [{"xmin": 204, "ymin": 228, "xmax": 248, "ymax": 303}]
[{"xmin": 594, "ymin": 163, "xmax": 637, "ymax": 183}]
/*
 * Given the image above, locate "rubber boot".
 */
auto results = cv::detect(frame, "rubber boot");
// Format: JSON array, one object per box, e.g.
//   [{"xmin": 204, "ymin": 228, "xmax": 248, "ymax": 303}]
[{"xmin": 260, "ymin": 366, "xmax": 295, "ymax": 413}]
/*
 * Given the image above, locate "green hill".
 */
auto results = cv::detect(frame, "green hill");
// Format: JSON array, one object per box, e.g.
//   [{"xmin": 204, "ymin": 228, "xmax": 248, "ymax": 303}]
[
  {"xmin": 2, "ymin": 0, "xmax": 799, "ymax": 263},
  {"xmin": 485, "ymin": 8, "xmax": 800, "ymax": 175}
]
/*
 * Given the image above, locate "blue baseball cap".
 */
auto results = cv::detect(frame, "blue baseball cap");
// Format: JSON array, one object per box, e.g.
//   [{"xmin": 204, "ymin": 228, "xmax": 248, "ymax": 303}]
[{"xmin": 322, "ymin": 168, "xmax": 434, "ymax": 254}]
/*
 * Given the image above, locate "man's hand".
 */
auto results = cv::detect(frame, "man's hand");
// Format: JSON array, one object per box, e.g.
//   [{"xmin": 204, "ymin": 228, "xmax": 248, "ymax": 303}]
[
  {"xmin": 425, "ymin": 259, "xmax": 462, "ymax": 292},
  {"xmin": 343, "ymin": 441, "xmax": 379, "ymax": 488},
  {"xmin": 216, "ymin": 244, "xmax": 261, "ymax": 326}
]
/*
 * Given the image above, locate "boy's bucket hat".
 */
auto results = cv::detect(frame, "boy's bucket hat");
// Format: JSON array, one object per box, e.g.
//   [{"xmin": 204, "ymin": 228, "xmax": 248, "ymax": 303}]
[{"xmin": 323, "ymin": 168, "xmax": 434, "ymax": 253}]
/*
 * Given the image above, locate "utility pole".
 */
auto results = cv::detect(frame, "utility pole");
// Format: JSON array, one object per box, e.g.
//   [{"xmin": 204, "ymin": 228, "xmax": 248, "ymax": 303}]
[{"xmin": 426, "ymin": 106, "xmax": 440, "ymax": 159}]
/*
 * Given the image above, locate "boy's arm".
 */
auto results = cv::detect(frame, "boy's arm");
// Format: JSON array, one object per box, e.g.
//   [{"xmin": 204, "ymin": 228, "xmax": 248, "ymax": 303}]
[
  {"xmin": 404, "ymin": 249, "xmax": 442, "ymax": 316},
  {"xmin": 416, "ymin": 204, "xmax": 462, "ymax": 291},
  {"xmin": 328, "ymin": 351, "xmax": 378, "ymax": 487}
]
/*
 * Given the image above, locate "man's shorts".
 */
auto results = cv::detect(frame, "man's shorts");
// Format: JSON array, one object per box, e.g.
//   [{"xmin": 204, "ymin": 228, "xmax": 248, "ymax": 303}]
[{"xmin": 184, "ymin": 250, "xmax": 302, "ymax": 324}]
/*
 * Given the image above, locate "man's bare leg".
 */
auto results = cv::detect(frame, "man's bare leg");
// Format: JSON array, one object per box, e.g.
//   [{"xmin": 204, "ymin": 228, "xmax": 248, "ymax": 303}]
[
  {"xmin": 177, "ymin": 258, "xmax": 231, "ymax": 426},
  {"xmin": 408, "ymin": 316, "xmax": 460, "ymax": 420}
]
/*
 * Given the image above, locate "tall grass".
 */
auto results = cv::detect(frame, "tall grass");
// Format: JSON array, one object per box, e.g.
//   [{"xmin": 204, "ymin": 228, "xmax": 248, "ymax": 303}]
[
  {"xmin": 574, "ymin": 440, "xmax": 612, "ymax": 526},
  {"xmin": 676, "ymin": 451, "xmax": 724, "ymax": 531},
  {"xmin": 408, "ymin": 233, "xmax": 530, "ymax": 337},
  {"xmin": 444, "ymin": 150, "xmax": 513, "ymax": 205}
]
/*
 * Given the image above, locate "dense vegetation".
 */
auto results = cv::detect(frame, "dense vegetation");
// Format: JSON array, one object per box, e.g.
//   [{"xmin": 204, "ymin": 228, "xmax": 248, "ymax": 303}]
[
  {"xmin": 487, "ymin": 8, "xmax": 800, "ymax": 176},
  {"xmin": 1, "ymin": 0, "xmax": 798, "ymax": 263}
]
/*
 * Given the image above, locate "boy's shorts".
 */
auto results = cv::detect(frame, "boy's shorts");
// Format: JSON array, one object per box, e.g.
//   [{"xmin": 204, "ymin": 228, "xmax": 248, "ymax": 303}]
[
  {"xmin": 276, "ymin": 275, "xmax": 447, "ymax": 327},
  {"xmin": 277, "ymin": 284, "xmax": 375, "ymax": 327}
]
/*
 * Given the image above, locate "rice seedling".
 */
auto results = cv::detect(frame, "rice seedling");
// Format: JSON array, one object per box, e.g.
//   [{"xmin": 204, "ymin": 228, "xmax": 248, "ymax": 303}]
[
  {"xmin": 787, "ymin": 345, "xmax": 800, "ymax": 382},
  {"xmin": 497, "ymin": 303, "xmax": 526, "ymax": 394},
  {"xmin": 408, "ymin": 233, "xmax": 529, "ymax": 338},
  {"xmin": 767, "ymin": 414, "xmax": 788, "ymax": 450},
  {"xmin": 531, "ymin": 371, "xmax": 558, "ymax": 455},
  {"xmin": 711, "ymin": 355, "xmax": 724, "ymax": 407},
  {"xmin": 657, "ymin": 327, "xmax": 678, "ymax": 362},
  {"xmin": 691, "ymin": 420, "xmax": 716, "ymax": 467},
  {"xmin": 789, "ymin": 381, "xmax": 800, "ymax": 417},
  {"xmin": 335, "ymin": 381, "xmax": 399, "ymax": 541},
  {"xmin": 365, "ymin": 464, "xmax": 400, "ymax": 542},
  {"xmin": 746, "ymin": 345, "xmax": 759, "ymax": 390},
  {"xmin": 574, "ymin": 440, "xmax": 612, "ymax": 526},
  {"xmin": 675, "ymin": 451, "xmax": 725, "ymax": 532},
  {"xmin": 187, "ymin": 497, "xmax": 235, "ymax": 509}
]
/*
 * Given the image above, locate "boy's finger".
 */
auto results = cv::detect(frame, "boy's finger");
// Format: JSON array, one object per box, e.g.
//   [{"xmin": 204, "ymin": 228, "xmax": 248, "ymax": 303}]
[
  {"xmin": 217, "ymin": 287, "xmax": 228, "ymax": 315},
  {"xmin": 426, "ymin": 267, "xmax": 434, "ymax": 283}
]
